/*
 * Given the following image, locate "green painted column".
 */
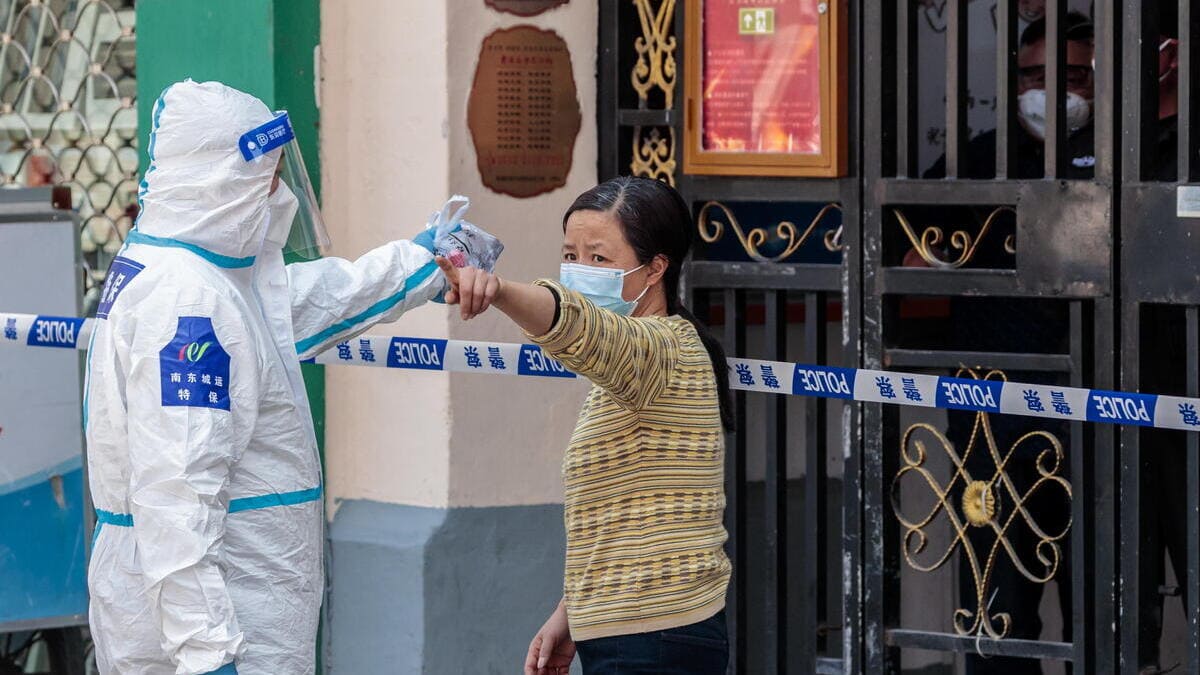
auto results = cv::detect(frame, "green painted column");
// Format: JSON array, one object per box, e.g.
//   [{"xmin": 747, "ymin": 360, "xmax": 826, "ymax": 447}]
[
  {"xmin": 138, "ymin": 0, "xmax": 276, "ymax": 171},
  {"xmin": 134, "ymin": 0, "xmax": 326, "ymax": 668},
  {"xmin": 137, "ymin": 0, "xmax": 322, "ymax": 181}
]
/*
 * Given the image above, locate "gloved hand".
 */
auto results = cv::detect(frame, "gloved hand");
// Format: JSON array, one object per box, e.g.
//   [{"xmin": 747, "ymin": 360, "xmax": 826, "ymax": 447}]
[
  {"xmin": 415, "ymin": 195, "xmax": 504, "ymax": 303},
  {"xmin": 412, "ymin": 195, "xmax": 468, "ymax": 254},
  {"xmin": 414, "ymin": 195, "xmax": 503, "ymax": 270},
  {"xmin": 411, "ymin": 224, "xmax": 438, "ymax": 254},
  {"xmin": 201, "ymin": 664, "xmax": 237, "ymax": 675}
]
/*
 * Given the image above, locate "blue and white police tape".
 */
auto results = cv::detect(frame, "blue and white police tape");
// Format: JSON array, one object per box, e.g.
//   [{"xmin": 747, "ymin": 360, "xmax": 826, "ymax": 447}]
[
  {"xmin": 0, "ymin": 313, "xmax": 577, "ymax": 377},
  {"xmin": 4, "ymin": 312, "xmax": 1200, "ymax": 432}
]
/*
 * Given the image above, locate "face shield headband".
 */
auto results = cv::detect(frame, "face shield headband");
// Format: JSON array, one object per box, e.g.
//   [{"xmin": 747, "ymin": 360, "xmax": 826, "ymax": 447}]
[{"xmin": 239, "ymin": 112, "xmax": 330, "ymax": 260}]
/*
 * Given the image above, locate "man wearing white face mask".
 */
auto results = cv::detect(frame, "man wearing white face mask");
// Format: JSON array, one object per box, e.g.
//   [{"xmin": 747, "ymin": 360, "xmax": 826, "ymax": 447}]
[
  {"xmin": 1013, "ymin": 14, "xmax": 1095, "ymax": 149},
  {"xmin": 923, "ymin": 11, "xmax": 1096, "ymax": 180},
  {"xmin": 84, "ymin": 79, "xmax": 498, "ymax": 675}
]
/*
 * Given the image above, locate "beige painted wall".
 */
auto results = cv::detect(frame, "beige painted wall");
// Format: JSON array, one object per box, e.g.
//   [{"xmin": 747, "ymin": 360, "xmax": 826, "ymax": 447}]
[
  {"xmin": 320, "ymin": 0, "xmax": 452, "ymax": 510},
  {"xmin": 321, "ymin": 1, "xmax": 597, "ymax": 510},
  {"xmin": 445, "ymin": 1, "xmax": 597, "ymax": 507}
]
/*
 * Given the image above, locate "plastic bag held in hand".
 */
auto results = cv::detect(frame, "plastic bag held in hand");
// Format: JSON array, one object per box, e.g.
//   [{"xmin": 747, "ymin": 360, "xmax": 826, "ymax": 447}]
[{"xmin": 417, "ymin": 195, "xmax": 505, "ymax": 272}]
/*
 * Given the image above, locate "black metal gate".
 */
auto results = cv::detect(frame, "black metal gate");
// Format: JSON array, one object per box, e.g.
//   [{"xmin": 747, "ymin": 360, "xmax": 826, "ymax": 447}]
[{"xmin": 599, "ymin": 1, "xmax": 1198, "ymax": 673}]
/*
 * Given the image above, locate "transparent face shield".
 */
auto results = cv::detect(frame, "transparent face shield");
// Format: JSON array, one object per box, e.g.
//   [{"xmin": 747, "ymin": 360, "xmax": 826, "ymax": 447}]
[{"xmin": 238, "ymin": 111, "xmax": 330, "ymax": 260}]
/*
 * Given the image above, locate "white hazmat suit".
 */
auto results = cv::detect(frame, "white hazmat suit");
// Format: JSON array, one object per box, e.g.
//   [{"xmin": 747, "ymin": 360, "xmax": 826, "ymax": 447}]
[{"xmin": 85, "ymin": 80, "xmax": 446, "ymax": 674}]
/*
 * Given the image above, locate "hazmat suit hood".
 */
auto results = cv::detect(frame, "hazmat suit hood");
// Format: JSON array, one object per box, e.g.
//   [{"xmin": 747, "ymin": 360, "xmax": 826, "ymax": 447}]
[{"xmin": 136, "ymin": 79, "xmax": 279, "ymax": 261}]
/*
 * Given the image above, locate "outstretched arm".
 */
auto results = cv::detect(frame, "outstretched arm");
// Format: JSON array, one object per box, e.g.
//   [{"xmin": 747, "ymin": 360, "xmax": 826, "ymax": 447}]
[
  {"xmin": 287, "ymin": 240, "xmax": 443, "ymax": 360},
  {"xmin": 438, "ymin": 259, "xmax": 678, "ymax": 410}
]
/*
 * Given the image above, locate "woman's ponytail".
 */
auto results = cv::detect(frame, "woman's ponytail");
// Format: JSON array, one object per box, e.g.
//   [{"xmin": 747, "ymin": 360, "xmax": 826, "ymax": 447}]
[{"xmin": 675, "ymin": 305, "xmax": 735, "ymax": 432}]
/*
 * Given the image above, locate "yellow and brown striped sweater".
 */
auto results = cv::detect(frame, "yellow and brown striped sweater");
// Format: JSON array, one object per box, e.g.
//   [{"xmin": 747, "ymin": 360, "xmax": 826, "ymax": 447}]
[{"xmin": 528, "ymin": 280, "xmax": 731, "ymax": 641}]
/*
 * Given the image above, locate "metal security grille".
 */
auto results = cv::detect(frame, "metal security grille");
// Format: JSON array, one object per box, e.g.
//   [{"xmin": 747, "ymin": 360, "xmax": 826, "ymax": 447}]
[
  {"xmin": 600, "ymin": 1, "xmax": 1199, "ymax": 674},
  {"xmin": 0, "ymin": 0, "xmax": 136, "ymax": 307}
]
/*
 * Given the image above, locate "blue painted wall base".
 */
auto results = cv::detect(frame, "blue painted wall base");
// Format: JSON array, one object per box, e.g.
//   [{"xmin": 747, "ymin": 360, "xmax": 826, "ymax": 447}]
[
  {"xmin": 327, "ymin": 501, "xmax": 568, "ymax": 674},
  {"xmin": 0, "ymin": 466, "xmax": 88, "ymax": 628}
]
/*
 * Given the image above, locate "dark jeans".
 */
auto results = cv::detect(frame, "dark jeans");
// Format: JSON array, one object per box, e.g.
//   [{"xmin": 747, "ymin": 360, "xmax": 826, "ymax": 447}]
[{"xmin": 576, "ymin": 611, "xmax": 729, "ymax": 675}]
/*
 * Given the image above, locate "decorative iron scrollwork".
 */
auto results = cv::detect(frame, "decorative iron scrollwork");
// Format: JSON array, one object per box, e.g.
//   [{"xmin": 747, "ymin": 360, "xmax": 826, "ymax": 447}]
[
  {"xmin": 893, "ymin": 206, "xmax": 1017, "ymax": 269},
  {"xmin": 630, "ymin": 126, "xmax": 676, "ymax": 186},
  {"xmin": 890, "ymin": 369, "xmax": 1072, "ymax": 640},
  {"xmin": 823, "ymin": 225, "xmax": 846, "ymax": 253},
  {"xmin": 697, "ymin": 201, "xmax": 842, "ymax": 263},
  {"xmin": 628, "ymin": 0, "xmax": 677, "ymax": 184},
  {"xmin": 631, "ymin": 0, "xmax": 676, "ymax": 107}
]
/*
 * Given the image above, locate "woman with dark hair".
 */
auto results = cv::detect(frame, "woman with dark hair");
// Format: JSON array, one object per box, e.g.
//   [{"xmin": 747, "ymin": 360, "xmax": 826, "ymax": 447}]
[{"xmin": 437, "ymin": 176, "xmax": 733, "ymax": 674}]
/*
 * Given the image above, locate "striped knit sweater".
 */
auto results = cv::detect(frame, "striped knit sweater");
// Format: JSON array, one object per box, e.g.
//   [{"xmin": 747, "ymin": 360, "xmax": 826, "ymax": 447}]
[{"xmin": 528, "ymin": 280, "xmax": 731, "ymax": 641}]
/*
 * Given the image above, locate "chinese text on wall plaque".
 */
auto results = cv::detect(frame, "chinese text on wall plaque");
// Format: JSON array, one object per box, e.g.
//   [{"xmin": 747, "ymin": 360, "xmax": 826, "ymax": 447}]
[{"xmin": 468, "ymin": 26, "xmax": 581, "ymax": 198}]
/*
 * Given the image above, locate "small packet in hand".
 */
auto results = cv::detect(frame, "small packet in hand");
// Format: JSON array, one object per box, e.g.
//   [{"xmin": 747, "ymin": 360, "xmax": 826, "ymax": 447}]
[
  {"xmin": 435, "ymin": 222, "xmax": 504, "ymax": 272},
  {"xmin": 426, "ymin": 195, "xmax": 505, "ymax": 272}
]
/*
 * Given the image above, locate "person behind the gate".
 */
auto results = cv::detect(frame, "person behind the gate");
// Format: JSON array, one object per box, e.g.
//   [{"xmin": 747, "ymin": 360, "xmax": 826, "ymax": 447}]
[{"xmin": 436, "ymin": 176, "xmax": 735, "ymax": 675}]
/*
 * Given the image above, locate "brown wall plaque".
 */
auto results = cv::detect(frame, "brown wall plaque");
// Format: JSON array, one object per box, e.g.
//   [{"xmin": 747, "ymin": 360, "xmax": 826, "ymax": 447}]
[
  {"xmin": 485, "ymin": 0, "xmax": 568, "ymax": 17},
  {"xmin": 468, "ymin": 26, "xmax": 581, "ymax": 199}
]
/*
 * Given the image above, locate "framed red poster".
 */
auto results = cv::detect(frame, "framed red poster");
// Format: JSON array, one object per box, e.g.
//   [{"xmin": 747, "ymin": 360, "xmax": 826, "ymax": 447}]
[{"xmin": 684, "ymin": 0, "xmax": 846, "ymax": 177}]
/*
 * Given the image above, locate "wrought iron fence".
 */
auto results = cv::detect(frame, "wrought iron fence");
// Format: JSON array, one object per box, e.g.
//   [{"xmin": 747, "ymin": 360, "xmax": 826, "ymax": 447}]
[
  {"xmin": 0, "ymin": 0, "xmax": 136, "ymax": 311},
  {"xmin": 601, "ymin": 1, "xmax": 1200, "ymax": 674}
]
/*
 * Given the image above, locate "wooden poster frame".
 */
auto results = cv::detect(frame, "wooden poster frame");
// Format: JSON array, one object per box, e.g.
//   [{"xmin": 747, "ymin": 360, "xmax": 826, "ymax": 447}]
[{"xmin": 683, "ymin": 0, "xmax": 847, "ymax": 177}]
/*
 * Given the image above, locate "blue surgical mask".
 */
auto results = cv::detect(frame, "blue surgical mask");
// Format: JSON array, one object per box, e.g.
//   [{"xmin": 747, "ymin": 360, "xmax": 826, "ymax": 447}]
[{"xmin": 559, "ymin": 262, "xmax": 648, "ymax": 316}]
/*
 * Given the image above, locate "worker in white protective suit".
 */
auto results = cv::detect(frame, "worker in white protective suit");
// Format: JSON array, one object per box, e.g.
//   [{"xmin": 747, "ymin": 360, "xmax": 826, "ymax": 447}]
[{"xmin": 84, "ymin": 79, "xmax": 498, "ymax": 675}]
